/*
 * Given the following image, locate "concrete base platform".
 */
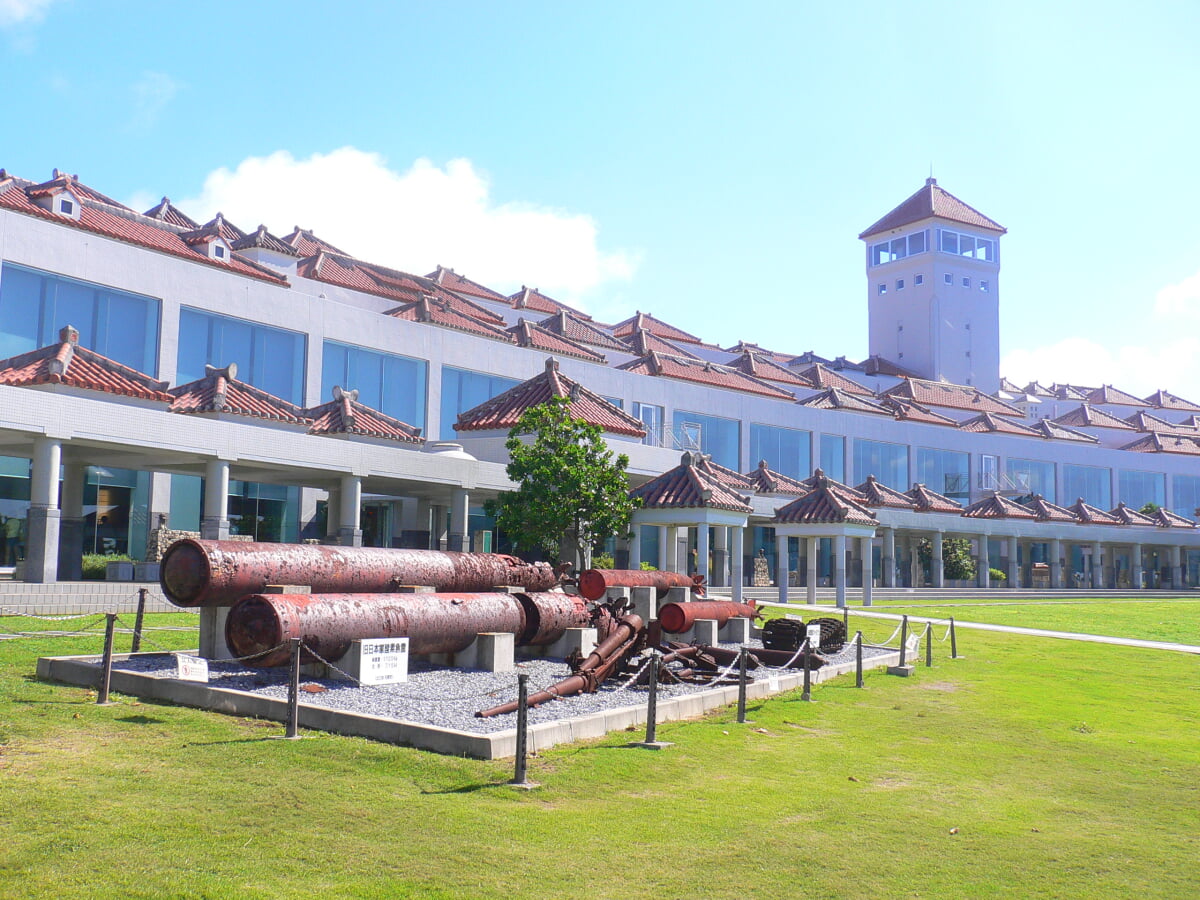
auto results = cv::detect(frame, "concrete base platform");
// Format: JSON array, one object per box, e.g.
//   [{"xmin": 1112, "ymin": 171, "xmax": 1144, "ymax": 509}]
[
  {"xmin": 887, "ymin": 664, "xmax": 915, "ymax": 677},
  {"xmin": 37, "ymin": 646, "xmax": 902, "ymax": 760}
]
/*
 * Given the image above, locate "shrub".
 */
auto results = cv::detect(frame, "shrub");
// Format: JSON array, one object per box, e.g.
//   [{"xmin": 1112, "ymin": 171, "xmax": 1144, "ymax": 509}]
[
  {"xmin": 989, "ymin": 567, "xmax": 1007, "ymax": 583},
  {"xmin": 81, "ymin": 553, "xmax": 134, "ymax": 581},
  {"xmin": 639, "ymin": 561, "xmax": 658, "ymax": 571},
  {"xmin": 591, "ymin": 553, "xmax": 615, "ymax": 570}
]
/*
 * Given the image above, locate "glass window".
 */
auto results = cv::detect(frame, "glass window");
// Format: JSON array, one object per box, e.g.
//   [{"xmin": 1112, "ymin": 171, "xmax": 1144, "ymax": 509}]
[
  {"xmin": 178, "ymin": 307, "xmax": 305, "ymax": 403},
  {"xmin": 890, "ymin": 237, "xmax": 907, "ymax": 260},
  {"xmin": 1118, "ymin": 470, "xmax": 1166, "ymax": 510},
  {"xmin": 977, "ymin": 239, "xmax": 995, "ymax": 262},
  {"xmin": 915, "ymin": 274, "xmax": 924, "ymax": 286},
  {"xmin": 909, "ymin": 231, "xmax": 926, "ymax": 254},
  {"xmin": 958, "ymin": 234, "xmax": 975, "ymax": 257},
  {"xmin": 1173, "ymin": 474, "xmax": 1200, "ymax": 519},
  {"xmin": 1063, "ymin": 464, "xmax": 1111, "ymax": 508},
  {"xmin": 871, "ymin": 243, "xmax": 890, "ymax": 266},
  {"xmin": 819, "ymin": 435, "xmax": 844, "ymax": 482},
  {"xmin": 939, "ymin": 230, "xmax": 958, "ymax": 254},
  {"xmin": 896, "ymin": 279, "xmax": 905, "ymax": 291},
  {"xmin": 673, "ymin": 410, "xmax": 739, "ymax": 470},
  {"xmin": 1006, "ymin": 458, "xmax": 1055, "ymax": 502},
  {"xmin": 633, "ymin": 402, "xmax": 664, "ymax": 447},
  {"xmin": 962, "ymin": 277, "xmax": 971, "ymax": 288},
  {"xmin": 980, "ymin": 280, "xmax": 990, "ymax": 293},
  {"xmin": 750, "ymin": 423, "xmax": 811, "ymax": 480},
  {"xmin": 601, "ymin": 395, "xmax": 624, "ymax": 410},
  {"xmin": 322, "ymin": 340, "xmax": 427, "ymax": 431},
  {"xmin": 853, "ymin": 439, "xmax": 908, "ymax": 490},
  {"xmin": 877, "ymin": 283, "xmax": 886, "ymax": 295},
  {"xmin": 228, "ymin": 480, "xmax": 300, "ymax": 543},
  {"xmin": 0, "ymin": 263, "xmax": 160, "ymax": 373},
  {"xmin": 916, "ymin": 448, "xmax": 969, "ymax": 500},
  {"xmin": 440, "ymin": 366, "xmax": 521, "ymax": 439},
  {"xmin": 944, "ymin": 273, "xmax": 953, "ymax": 285}
]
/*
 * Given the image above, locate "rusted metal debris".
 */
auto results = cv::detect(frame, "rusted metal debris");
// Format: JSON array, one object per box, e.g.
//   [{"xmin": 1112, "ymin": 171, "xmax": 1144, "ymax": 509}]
[
  {"xmin": 224, "ymin": 591, "xmax": 591, "ymax": 667},
  {"xmin": 160, "ymin": 539, "xmax": 559, "ymax": 607},
  {"xmin": 576, "ymin": 568, "xmax": 705, "ymax": 602},
  {"xmin": 657, "ymin": 600, "xmax": 759, "ymax": 634}
]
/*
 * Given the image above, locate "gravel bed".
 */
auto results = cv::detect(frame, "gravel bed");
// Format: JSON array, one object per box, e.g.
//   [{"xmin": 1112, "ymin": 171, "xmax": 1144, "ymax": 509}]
[{"xmin": 113, "ymin": 640, "xmax": 893, "ymax": 735}]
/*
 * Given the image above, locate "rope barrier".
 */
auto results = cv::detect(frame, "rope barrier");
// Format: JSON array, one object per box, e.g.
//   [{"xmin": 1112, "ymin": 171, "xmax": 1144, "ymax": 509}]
[{"xmin": 0, "ymin": 607, "xmax": 108, "ymax": 622}]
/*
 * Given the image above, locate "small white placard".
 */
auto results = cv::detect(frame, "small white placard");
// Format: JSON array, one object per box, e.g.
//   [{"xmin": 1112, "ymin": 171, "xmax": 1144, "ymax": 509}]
[
  {"xmin": 359, "ymin": 637, "xmax": 409, "ymax": 685},
  {"xmin": 767, "ymin": 676, "xmax": 781, "ymax": 692},
  {"xmin": 906, "ymin": 634, "xmax": 920, "ymax": 655},
  {"xmin": 806, "ymin": 623, "xmax": 822, "ymax": 650},
  {"xmin": 175, "ymin": 653, "xmax": 209, "ymax": 683}
]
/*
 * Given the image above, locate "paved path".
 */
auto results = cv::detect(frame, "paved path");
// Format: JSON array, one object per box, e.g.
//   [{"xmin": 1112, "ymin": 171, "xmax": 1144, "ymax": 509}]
[{"xmin": 757, "ymin": 601, "xmax": 1200, "ymax": 656}]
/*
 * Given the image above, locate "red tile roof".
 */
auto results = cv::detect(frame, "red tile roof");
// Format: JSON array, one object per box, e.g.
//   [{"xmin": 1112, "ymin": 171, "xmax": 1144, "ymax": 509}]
[
  {"xmin": 621, "ymin": 328, "xmax": 703, "ymax": 360},
  {"xmin": 1084, "ymin": 384, "xmax": 1150, "ymax": 407},
  {"xmin": 882, "ymin": 378, "xmax": 1023, "ymax": 416},
  {"xmin": 0, "ymin": 326, "xmax": 171, "ymax": 401},
  {"xmin": 305, "ymin": 386, "xmax": 423, "ymax": 444},
  {"xmin": 958, "ymin": 412, "xmax": 1042, "ymax": 436},
  {"xmin": 774, "ymin": 478, "xmax": 879, "ymax": 526},
  {"xmin": 800, "ymin": 470, "xmax": 870, "ymax": 505},
  {"xmin": 455, "ymin": 357, "xmax": 646, "ymax": 437},
  {"xmin": 428, "ymin": 265, "xmax": 508, "ymax": 302},
  {"xmin": 1109, "ymin": 503, "xmax": 1157, "ymax": 527},
  {"xmin": 727, "ymin": 351, "xmax": 810, "ymax": 386},
  {"xmin": 617, "ymin": 352, "xmax": 794, "ymax": 399},
  {"xmin": 860, "ymin": 355, "xmax": 918, "ymax": 377},
  {"xmin": 630, "ymin": 452, "xmax": 753, "ymax": 513},
  {"xmin": 170, "ymin": 364, "xmax": 311, "ymax": 424},
  {"xmin": 1145, "ymin": 389, "xmax": 1200, "ymax": 412},
  {"xmin": 1120, "ymin": 433, "xmax": 1200, "ymax": 455},
  {"xmin": 791, "ymin": 362, "xmax": 874, "ymax": 396},
  {"xmin": 508, "ymin": 319, "xmax": 607, "ymax": 364},
  {"xmin": 1152, "ymin": 508, "xmax": 1196, "ymax": 528},
  {"xmin": 905, "ymin": 483, "xmax": 964, "ymax": 513},
  {"xmin": 722, "ymin": 341, "xmax": 796, "ymax": 366},
  {"xmin": 797, "ymin": 388, "xmax": 890, "ymax": 415},
  {"xmin": 1028, "ymin": 419, "xmax": 1100, "ymax": 443},
  {"xmin": 537, "ymin": 310, "xmax": 630, "ymax": 353},
  {"xmin": 859, "ymin": 177, "xmax": 1005, "ymax": 239},
  {"xmin": 142, "ymin": 196, "xmax": 199, "ymax": 229},
  {"xmin": 282, "ymin": 227, "xmax": 353, "ymax": 258},
  {"xmin": 689, "ymin": 454, "xmax": 755, "ymax": 489},
  {"xmin": 744, "ymin": 460, "xmax": 810, "ymax": 496},
  {"xmin": 231, "ymin": 224, "xmax": 300, "ymax": 257},
  {"xmin": 0, "ymin": 177, "xmax": 288, "ymax": 285},
  {"xmin": 1050, "ymin": 383, "xmax": 1092, "ymax": 401},
  {"xmin": 388, "ymin": 296, "xmax": 515, "ymax": 342},
  {"xmin": 1124, "ymin": 411, "xmax": 1197, "ymax": 435},
  {"xmin": 611, "ymin": 311, "xmax": 703, "ymax": 345},
  {"xmin": 880, "ymin": 397, "xmax": 958, "ymax": 427},
  {"xmin": 854, "ymin": 474, "xmax": 918, "ymax": 509},
  {"xmin": 1052, "ymin": 404, "xmax": 1136, "ymax": 431},
  {"xmin": 508, "ymin": 286, "xmax": 591, "ymax": 320},
  {"xmin": 1023, "ymin": 495, "xmax": 1079, "ymax": 523},
  {"xmin": 962, "ymin": 492, "xmax": 1038, "ymax": 520},
  {"xmin": 1067, "ymin": 499, "xmax": 1122, "ymax": 525}
]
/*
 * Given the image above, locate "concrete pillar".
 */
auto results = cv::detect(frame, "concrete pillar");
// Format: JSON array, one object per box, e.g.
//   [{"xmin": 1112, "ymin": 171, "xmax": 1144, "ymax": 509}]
[
  {"xmin": 697, "ymin": 522, "xmax": 710, "ymax": 590},
  {"xmin": 628, "ymin": 525, "xmax": 642, "ymax": 569},
  {"xmin": 861, "ymin": 535, "xmax": 873, "ymax": 607},
  {"xmin": 1132, "ymin": 543, "xmax": 1144, "ymax": 589},
  {"xmin": 658, "ymin": 527, "xmax": 670, "ymax": 573},
  {"xmin": 447, "ymin": 487, "xmax": 469, "ymax": 553},
  {"xmin": 731, "ymin": 526, "xmax": 744, "ymax": 603},
  {"xmin": 1050, "ymin": 539, "xmax": 1063, "ymax": 589},
  {"xmin": 1091, "ymin": 541, "xmax": 1104, "ymax": 590},
  {"xmin": 932, "ymin": 531, "xmax": 944, "ymax": 588},
  {"xmin": 881, "ymin": 527, "xmax": 895, "ymax": 588},
  {"xmin": 336, "ymin": 475, "xmax": 363, "ymax": 547},
  {"xmin": 431, "ymin": 504, "xmax": 448, "ymax": 550},
  {"xmin": 25, "ymin": 437, "xmax": 62, "ymax": 583},
  {"xmin": 201, "ymin": 459, "xmax": 231, "ymax": 541},
  {"xmin": 712, "ymin": 526, "xmax": 728, "ymax": 587},
  {"xmin": 775, "ymin": 532, "xmax": 789, "ymax": 603},
  {"xmin": 58, "ymin": 462, "xmax": 87, "ymax": 581},
  {"xmin": 1006, "ymin": 536, "xmax": 1019, "ymax": 588},
  {"xmin": 834, "ymin": 533, "xmax": 847, "ymax": 608},
  {"xmin": 908, "ymin": 537, "xmax": 921, "ymax": 587},
  {"xmin": 806, "ymin": 536, "xmax": 818, "ymax": 604},
  {"xmin": 1170, "ymin": 545, "xmax": 1183, "ymax": 589},
  {"xmin": 978, "ymin": 535, "xmax": 991, "ymax": 588},
  {"xmin": 324, "ymin": 487, "xmax": 341, "ymax": 540}
]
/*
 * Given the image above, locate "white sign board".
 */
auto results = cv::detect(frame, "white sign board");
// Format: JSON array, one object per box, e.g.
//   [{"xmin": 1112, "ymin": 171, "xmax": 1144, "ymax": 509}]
[
  {"xmin": 359, "ymin": 638, "xmax": 409, "ymax": 685},
  {"xmin": 175, "ymin": 653, "xmax": 209, "ymax": 683},
  {"xmin": 806, "ymin": 623, "xmax": 822, "ymax": 651},
  {"xmin": 906, "ymin": 634, "xmax": 921, "ymax": 655}
]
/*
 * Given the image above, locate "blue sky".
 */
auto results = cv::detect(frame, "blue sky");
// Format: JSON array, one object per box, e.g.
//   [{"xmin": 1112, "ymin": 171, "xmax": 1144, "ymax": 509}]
[{"xmin": 3, "ymin": 1, "xmax": 1200, "ymax": 397}]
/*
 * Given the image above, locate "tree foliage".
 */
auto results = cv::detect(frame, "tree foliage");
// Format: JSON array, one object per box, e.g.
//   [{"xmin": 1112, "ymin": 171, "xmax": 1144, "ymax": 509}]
[
  {"xmin": 917, "ymin": 537, "xmax": 978, "ymax": 582},
  {"xmin": 1139, "ymin": 501, "xmax": 1162, "ymax": 516},
  {"xmin": 484, "ymin": 395, "xmax": 639, "ymax": 568}
]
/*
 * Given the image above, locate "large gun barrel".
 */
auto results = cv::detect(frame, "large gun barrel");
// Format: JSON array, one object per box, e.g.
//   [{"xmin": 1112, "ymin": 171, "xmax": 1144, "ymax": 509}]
[
  {"xmin": 657, "ymin": 600, "xmax": 759, "ymax": 634},
  {"xmin": 160, "ymin": 539, "xmax": 559, "ymax": 607},
  {"xmin": 577, "ymin": 568, "xmax": 704, "ymax": 602},
  {"xmin": 224, "ymin": 591, "xmax": 591, "ymax": 667}
]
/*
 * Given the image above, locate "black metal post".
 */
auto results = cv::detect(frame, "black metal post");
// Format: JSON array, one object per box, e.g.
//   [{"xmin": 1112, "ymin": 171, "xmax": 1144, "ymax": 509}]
[
  {"xmin": 285, "ymin": 638, "xmax": 301, "ymax": 738},
  {"xmin": 130, "ymin": 587, "xmax": 147, "ymax": 653},
  {"xmin": 512, "ymin": 673, "xmax": 529, "ymax": 784},
  {"xmin": 645, "ymin": 651, "xmax": 659, "ymax": 744},
  {"xmin": 802, "ymin": 639, "xmax": 812, "ymax": 701},
  {"xmin": 898, "ymin": 615, "xmax": 909, "ymax": 668},
  {"xmin": 855, "ymin": 631, "xmax": 863, "ymax": 688},
  {"xmin": 736, "ymin": 646, "xmax": 748, "ymax": 723},
  {"xmin": 950, "ymin": 616, "xmax": 958, "ymax": 659},
  {"xmin": 843, "ymin": 606, "xmax": 849, "ymax": 636},
  {"xmin": 97, "ymin": 613, "xmax": 116, "ymax": 705},
  {"xmin": 925, "ymin": 622, "xmax": 933, "ymax": 667}
]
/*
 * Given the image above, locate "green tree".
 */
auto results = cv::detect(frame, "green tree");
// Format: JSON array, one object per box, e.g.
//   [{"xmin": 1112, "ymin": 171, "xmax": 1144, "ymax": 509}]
[
  {"xmin": 485, "ymin": 395, "xmax": 640, "ymax": 569},
  {"xmin": 917, "ymin": 537, "xmax": 978, "ymax": 582},
  {"xmin": 1139, "ymin": 501, "xmax": 1162, "ymax": 516}
]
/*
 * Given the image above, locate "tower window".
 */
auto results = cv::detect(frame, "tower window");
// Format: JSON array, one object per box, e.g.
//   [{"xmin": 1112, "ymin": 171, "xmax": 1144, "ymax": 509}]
[
  {"xmin": 60, "ymin": 199, "xmax": 74, "ymax": 215},
  {"xmin": 896, "ymin": 279, "xmax": 905, "ymax": 291},
  {"xmin": 215, "ymin": 245, "xmax": 226, "ymax": 259},
  {"xmin": 870, "ymin": 230, "xmax": 930, "ymax": 266},
  {"xmin": 962, "ymin": 277, "xmax": 970, "ymax": 288},
  {"xmin": 980, "ymin": 280, "xmax": 990, "ymax": 292},
  {"xmin": 944, "ymin": 273, "xmax": 953, "ymax": 285},
  {"xmin": 877, "ymin": 283, "xmax": 886, "ymax": 295},
  {"xmin": 915, "ymin": 274, "xmax": 924, "ymax": 286}
]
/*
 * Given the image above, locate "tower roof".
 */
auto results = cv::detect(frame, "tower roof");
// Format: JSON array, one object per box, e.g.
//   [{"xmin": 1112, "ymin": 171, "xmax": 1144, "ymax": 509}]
[{"xmin": 859, "ymin": 178, "xmax": 1006, "ymax": 240}]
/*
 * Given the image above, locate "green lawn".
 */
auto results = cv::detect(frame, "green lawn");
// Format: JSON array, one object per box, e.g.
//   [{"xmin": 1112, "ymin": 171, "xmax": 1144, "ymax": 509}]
[{"xmin": 1, "ymin": 607, "xmax": 1198, "ymax": 899}]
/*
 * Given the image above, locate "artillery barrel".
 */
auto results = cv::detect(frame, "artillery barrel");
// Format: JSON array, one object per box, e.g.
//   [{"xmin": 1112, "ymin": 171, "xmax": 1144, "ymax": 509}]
[
  {"xmin": 160, "ymin": 539, "xmax": 558, "ymax": 607},
  {"xmin": 224, "ymin": 591, "xmax": 589, "ymax": 667},
  {"xmin": 657, "ymin": 600, "xmax": 758, "ymax": 634},
  {"xmin": 577, "ymin": 568, "xmax": 704, "ymax": 601}
]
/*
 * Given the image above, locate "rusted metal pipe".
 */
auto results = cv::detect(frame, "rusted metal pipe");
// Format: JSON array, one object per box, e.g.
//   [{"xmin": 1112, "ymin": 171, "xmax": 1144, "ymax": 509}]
[
  {"xmin": 224, "ymin": 591, "xmax": 590, "ymax": 667},
  {"xmin": 657, "ymin": 600, "xmax": 758, "ymax": 634},
  {"xmin": 577, "ymin": 569, "xmax": 705, "ymax": 602},
  {"xmin": 160, "ymin": 539, "xmax": 559, "ymax": 607}
]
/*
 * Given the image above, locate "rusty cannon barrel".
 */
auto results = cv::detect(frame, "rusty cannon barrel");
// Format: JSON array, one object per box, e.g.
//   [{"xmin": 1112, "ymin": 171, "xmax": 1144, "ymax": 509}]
[
  {"xmin": 160, "ymin": 539, "xmax": 559, "ymax": 607},
  {"xmin": 577, "ymin": 568, "xmax": 705, "ymax": 602},
  {"xmin": 224, "ymin": 591, "xmax": 590, "ymax": 667},
  {"xmin": 657, "ymin": 600, "xmax": 759, "ymax": 634}
]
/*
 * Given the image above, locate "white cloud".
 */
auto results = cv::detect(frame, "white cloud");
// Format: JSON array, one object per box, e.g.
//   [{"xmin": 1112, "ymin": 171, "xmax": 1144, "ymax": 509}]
[
  {"xmin": 0, "ymin": 0, "xmax": 54, "ymax": 26},
  {"xmin": 130, "ymin": 71, "xmax": 181, "ymax": 131},
  {"xmin": 1153, "ymin": 269, "xmax": 1200, "ymax": 321},
  {"xmin": 179, "ymin": 148, "xmax": 638, "ymax": 305}
]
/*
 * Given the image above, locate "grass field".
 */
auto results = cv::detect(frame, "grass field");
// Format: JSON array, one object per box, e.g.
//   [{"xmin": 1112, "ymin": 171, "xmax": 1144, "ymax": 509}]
[{"xmin": 1, "ymin": 606, "xmax": 1198, "ymax": 899}]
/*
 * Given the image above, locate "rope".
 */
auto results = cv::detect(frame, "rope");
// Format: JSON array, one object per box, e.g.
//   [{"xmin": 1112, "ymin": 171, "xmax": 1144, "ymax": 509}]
[
  {"xmin": 765, "ymin": 638, "xmax": 810, "ymax": 671},
  {"xmin": 0, "ymin": 616, "xmax": 108, "ymax": 639},
  {"xmin": 618, "ymin": 654, "xmax": 656, "ymax": 690},
  {"xmin": 0, "ymin": 606, "xmax": 108, "ymax": 622}
]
